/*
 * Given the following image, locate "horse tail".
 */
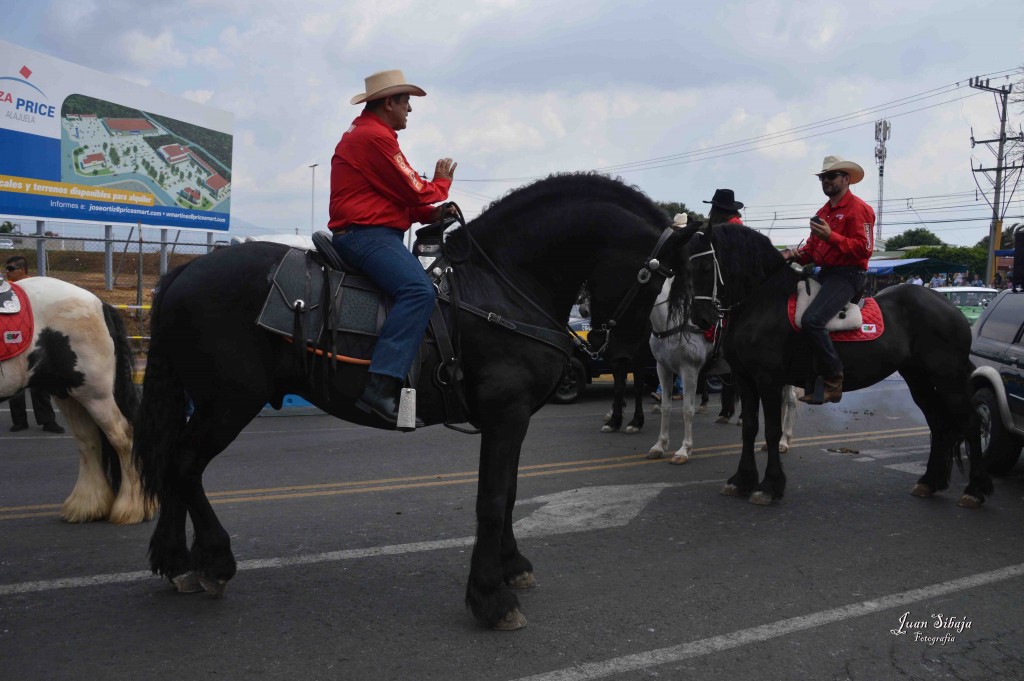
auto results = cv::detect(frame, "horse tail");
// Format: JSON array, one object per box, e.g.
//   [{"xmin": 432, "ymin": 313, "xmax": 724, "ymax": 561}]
[{"xmin": 133, "ymin": 265, "xmax": 191, "ymax": 503}]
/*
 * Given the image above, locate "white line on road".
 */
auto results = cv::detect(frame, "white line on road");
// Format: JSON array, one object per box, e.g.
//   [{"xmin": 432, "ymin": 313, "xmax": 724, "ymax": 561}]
[{"xmin": 510, "ymin": 563, "xmax": 1024, "ymax": 681}]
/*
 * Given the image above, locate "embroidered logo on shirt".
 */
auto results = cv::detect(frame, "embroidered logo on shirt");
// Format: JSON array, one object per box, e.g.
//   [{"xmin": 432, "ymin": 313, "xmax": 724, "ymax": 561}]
[{"xmin": 392, "ymin": 153, "xmax": 424, "ymax": 191}]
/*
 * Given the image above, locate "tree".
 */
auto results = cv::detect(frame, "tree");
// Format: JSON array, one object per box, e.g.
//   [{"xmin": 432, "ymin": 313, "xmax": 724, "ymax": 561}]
[
  {"xmin": 905, "ymin": 245, "xmax": 987, "ymax": 278},
  {"xmin": 884, "ymin": 228, "xmax": 943, "ymax": 250},
  {"xmin": 0, "ymin": 221, "xmax": 13, "ymax": 233},
  {"xmin": 654, "ymin": 201, "xmax": 706, "ymax": 225},
  {"xmin": 975, "ymin": 222, "xmax": 1024, "ymax": 250}
]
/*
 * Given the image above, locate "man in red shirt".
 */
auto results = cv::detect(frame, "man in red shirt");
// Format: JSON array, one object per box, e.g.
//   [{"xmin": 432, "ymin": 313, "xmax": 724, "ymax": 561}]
[
  {"xmin": 781, "ymin": 155, "xmax": 874, "ymax": 404},
  {"xmin": 329, "ymin": 70, "xmax": 457, "ymax": 427}
]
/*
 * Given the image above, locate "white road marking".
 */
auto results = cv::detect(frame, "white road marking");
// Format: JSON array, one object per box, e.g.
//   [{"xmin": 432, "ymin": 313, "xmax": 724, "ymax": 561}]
[
  {"xmin": 886, "ymin": 462, "xmax": 929, "ymax": 476},
  {"xmin": 0, "ymin": 482, "xmax": 713, "ymax": 597},
  {"xmin": 510, "ymin": 563, "xmax": 1024, "ymax": 681}
]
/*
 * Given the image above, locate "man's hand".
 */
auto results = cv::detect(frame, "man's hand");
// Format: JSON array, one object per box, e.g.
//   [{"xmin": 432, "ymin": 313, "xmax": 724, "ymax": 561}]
[
  {"xmin": 428, "ymin": 203, "xmax": 459, "ymax": 223},
  {"xmin": 780, "ymin": 248, "xmax": 796, "ymax": 260},
  {"xmin": 433, "ymin": 158, "xmax": 457, "ymax": 181},
  {"xmin": 809, "ymin": 216, "xmax": 831, "ymax": 241}
]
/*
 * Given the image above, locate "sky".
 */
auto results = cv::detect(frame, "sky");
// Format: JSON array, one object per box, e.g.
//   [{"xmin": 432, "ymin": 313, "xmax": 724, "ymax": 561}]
[{"xmin": 4, "ymin": 0, "xmax": 1024, "ymax": 247}]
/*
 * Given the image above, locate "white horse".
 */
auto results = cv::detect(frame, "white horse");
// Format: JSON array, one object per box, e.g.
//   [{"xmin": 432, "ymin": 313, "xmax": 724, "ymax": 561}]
[
  {"xmin": 0, "ymin": 277, "xmax": 153, "ymax": 524},
  {"xmin": 646, "ymin": 279, "xmax": 798, "ymax": 464}
]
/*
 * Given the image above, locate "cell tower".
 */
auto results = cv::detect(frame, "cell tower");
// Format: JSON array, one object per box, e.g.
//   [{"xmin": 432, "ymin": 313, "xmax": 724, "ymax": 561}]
[{"xmin": 874, "ymin": 119, "xmax": 891, "ymax": 245}]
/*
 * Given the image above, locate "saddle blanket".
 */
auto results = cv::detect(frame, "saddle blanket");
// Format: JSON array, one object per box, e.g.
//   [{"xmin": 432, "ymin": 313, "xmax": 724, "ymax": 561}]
[
  {"xmin": 0, "ymin": 281, "xmax": 33, "ymax": 361},
  {"xmin": 787, "ymin": 294, "xmax": 884, "ymax": 342}
]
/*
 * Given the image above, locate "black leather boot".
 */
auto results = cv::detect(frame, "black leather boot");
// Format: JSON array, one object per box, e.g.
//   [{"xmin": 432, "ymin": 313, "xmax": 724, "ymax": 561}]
[{"xmin": 356, "ymin": 373, "xmax": 401, "ymax": 425}]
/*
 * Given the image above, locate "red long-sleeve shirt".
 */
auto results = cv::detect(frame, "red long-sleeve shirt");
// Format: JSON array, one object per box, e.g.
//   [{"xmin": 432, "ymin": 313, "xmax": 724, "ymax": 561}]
[
  {"xmin": 328, "ymin": 111, "xmax": 451, "ymax": 232},
  {"xmin": 792, "ymin": 190, "xmax": 874, "ymax": 270}
]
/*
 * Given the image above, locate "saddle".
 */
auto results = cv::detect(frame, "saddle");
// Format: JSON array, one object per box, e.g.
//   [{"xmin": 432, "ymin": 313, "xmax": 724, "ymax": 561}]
[
  {"xmin": 0, "ymin": 280, "xmax": 33, "ymax": 361},
  {"xmin": 256, "ymin": 220, "xmax": 473, "ymax": 430},
  {"xmin": 787, "ymin": 277, "xmax": 884, "ymax": 342}
]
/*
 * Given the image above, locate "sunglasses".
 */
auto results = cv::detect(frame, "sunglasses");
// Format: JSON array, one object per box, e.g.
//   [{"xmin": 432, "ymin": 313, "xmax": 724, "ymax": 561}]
[
  {"xmin": 5, "ymin": 265, "xmax": 21, "ymax": 272},
  {"xmin": 818, "ymin": 171, "xmax": 846, "ymax": 182}
]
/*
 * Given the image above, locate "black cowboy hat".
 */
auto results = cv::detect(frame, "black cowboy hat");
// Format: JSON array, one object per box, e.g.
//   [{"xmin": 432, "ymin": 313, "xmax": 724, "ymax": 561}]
[{"xmin": 703, "ymin": 188, "xmax": 744, "ymax": 212}]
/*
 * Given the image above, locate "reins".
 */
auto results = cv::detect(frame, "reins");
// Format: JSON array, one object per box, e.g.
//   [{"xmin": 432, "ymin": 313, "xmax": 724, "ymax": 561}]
[{"xmin": 441, "ymin": 203, "xmax": 677, "ymax": 360}]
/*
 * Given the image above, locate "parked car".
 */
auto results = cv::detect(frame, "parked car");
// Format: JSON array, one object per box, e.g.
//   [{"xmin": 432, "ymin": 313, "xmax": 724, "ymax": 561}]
[
  {"xmin": 931, "ymin": 286, "xmax": 998, "ymax": 325},
  {"xmin": 968, "ymin": 288, "xmax": 1024, "ymax": 474},
  {"xmin": 0, "ymin": 238, "xmax": 14, "ymax": 249}
]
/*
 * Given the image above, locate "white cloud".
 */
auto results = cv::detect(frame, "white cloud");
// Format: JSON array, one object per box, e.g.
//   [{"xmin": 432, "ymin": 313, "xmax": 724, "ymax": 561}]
[
  {"xmin": 183, "ymin": 89, "xmax": 215, "ymax": 104},
  {"xmin": 121, "ymin": 29, "xmax": 187, "ymax": 70}
]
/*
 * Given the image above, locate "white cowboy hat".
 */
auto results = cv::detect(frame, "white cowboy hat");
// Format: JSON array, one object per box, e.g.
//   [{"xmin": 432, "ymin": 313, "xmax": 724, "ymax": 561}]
[
  {"xmin": 350, "ymin": 70, "xmax": 427, "ymax": 105},
  {"xmin": 672, "ymin": 213, "xmax": 688, "ymax": 228},
  {"xmin": 814, "ymin": 155, "xmax": 864, "ymax": 184}
]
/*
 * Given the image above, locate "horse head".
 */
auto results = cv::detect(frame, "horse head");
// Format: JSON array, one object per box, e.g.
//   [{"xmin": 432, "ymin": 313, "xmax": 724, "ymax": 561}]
[{"xmin": 682, "ymin": 222, "xmax": 785, "ymax": 331}]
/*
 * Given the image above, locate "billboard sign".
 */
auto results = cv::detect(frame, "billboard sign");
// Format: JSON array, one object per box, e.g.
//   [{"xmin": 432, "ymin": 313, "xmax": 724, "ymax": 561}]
[{"xmin": 0, "ymin": 39, "xmax": 233, "ymax": 231}]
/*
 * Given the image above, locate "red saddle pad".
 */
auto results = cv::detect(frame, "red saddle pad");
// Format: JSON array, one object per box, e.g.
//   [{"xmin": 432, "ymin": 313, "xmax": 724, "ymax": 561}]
[
  {"xmin": 0, "ymin": 282, "xmax": 34, "ymax": 361},
  {"xmin": 787, "ymin": 294, "xmax": 884, "ymax": 342}
]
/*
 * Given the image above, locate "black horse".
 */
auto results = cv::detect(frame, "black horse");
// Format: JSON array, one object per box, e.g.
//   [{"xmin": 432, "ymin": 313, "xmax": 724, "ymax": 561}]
[
  {"xmin": 678, "ymin": 222, "xmax": 992, "ymax": 507},
  {"xmin": 133, "ymin": 173, "xmax": 686, "ymax": 629}
]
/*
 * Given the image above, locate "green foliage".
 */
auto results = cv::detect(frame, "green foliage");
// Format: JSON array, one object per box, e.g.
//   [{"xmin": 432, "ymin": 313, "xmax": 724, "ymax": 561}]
[
  {"xmin": 654, "ymin": 201, "xmax": 706, "ymax": 224},
  {"xmin": 148, "ymin": 113, "xmax": 233, "ymax": 178},
  {"xmin": 0, "ymin": 221, "xmax": 14, "ymax": 233},
  {"xmin": 975, "ymin": 222, "xmax": 1024, "ymax": 250},
  {"xmin": 905, "ymin": 245, "xmax": 986, "ymax": 276},
  {"xmin": 885, "ymin": 228, "xmax": 943, "ymax": 250},
  {"xmin": 62, "ymin": 94, "xmax": 141, "ymax": 119}
]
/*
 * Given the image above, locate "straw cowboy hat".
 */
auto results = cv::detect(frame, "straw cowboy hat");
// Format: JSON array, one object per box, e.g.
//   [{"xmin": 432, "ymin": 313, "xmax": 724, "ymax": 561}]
[
  {"xmin": 814, "ymin": 155, "xmax": 864, "ymax": 184},
  {"xmin": 703, "ymin": 188, "xmax": 744, "ymax": 212},
  {"xmin": 350, "ymin": 70, "xmax": 426, "ymax": 105},
  {"xmin": 672, "ymin": 213, "xmax": 688, "ymax": 229}
]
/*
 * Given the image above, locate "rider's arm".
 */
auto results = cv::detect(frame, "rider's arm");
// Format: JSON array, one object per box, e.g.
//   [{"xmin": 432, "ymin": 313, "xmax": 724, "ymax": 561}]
[{"xmin": 359, "ymin": 133, "xmax": 452, "ymax": 218}]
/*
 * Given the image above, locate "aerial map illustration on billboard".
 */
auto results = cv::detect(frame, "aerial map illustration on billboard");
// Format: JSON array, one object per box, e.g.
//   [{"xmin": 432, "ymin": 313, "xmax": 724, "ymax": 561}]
[{"xmin": 0, "ymin": 39, "xmax": 233, "ymax": 231}]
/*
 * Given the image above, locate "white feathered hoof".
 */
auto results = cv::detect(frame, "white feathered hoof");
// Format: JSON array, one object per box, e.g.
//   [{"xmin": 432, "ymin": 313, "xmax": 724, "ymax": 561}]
[
  {"xmin": 911, "ymin": 483, "xmax": 935, "ymax": 498},
  {"xmin": 647, "ymin": 446, "xmax": 666, "ymax": 460},
  {"xmin": 603, "ymin": 410, "xmax": 612, "ymax": 423},
  {"xmin": 720, "ymin": 484, "xmax": 743, "ymax": 497},
  {"xmin": 625, "ymin": 425, "xmax": 641, "ymax": 434},
  {"xmin": 601, "ymin": 424, "xmax": 617, "ymax": 433},
  {"xmin": 779, "ymin": 443, "xmax": 789, "ymax": 454},
  {"xmin": 199, "ymin": 576, "xmax": 228, "ymax": 598},
  {"xmin": 507, "ymin": 572, "xmax": 537, "ymax": 590},
  {"xmin": 493, "ymin": 608, "xmax": 528, "ymax": 631},
  {"xmin": 172, "ymin": 572, "xmax": 203, "ymax": 593},
  {"xmin": 669, "ymin": 454, "xmax": 689, "ymax": 465},
  {"xmin": 749, "ymin": 491, "xmax": 775, "ymax": 506},
  {"xmin": 957, "ymin": 494, "xmax": 982, "ymax": 509}
]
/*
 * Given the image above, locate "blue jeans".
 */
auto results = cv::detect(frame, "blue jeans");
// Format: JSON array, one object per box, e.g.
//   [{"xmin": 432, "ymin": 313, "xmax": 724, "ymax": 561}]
[
  {"xmin": 332, "ymin": 226, "xmax": 436, "ymax": 380},
  {"xmin": 802, "ymin": 267, "xmax": 865, "ymax": 378}
]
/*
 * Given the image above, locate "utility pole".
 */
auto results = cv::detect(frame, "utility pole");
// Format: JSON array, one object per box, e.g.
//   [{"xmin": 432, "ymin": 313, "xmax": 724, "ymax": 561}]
[
  {"xmin": 874, "ymin": 119, "xmax": 891, "ymax": 248},
  {"xmin": 309, "ymin": 163, "xmax": 319, "ymax": 236},
  {"xmin": 970, "ymin": 76, "xmax": 1024, "ymax": 285}
]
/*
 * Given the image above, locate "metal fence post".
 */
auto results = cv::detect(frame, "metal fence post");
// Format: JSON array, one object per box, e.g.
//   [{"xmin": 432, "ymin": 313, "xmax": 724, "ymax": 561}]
[
  {"xmin": 104, "ymin": 224, "xmax": 113, "ymax": 290},
  {"xmin": 160, "ymin": 228, "xmax": 168, "ymax": 275},
  {"xmin": 136, "ymin": 222, "xmax": 143, "ymax": 308},
  {"xmin": 207, "ymin": 231, "xmax": 214, "ymax": 253},
  {"xmin": 35, "ymin": 220, "xmax": 46, "ymax": 277}
]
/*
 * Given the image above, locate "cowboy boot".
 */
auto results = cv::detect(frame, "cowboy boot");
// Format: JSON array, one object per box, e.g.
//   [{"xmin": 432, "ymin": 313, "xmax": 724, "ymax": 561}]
[
  {"xmin": 356, "ymin": 373, "xmax": 401, "ymax": 425},
  {"xmin": 822, "ymin": 373, "xmax": 844, "ymax": 404}
]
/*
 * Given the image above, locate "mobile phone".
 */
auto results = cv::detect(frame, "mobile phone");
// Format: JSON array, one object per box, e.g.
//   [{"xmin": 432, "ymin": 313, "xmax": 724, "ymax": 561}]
[{"xmin": 810, "ymin": 216, "xmax": 825, "ymax": 226}]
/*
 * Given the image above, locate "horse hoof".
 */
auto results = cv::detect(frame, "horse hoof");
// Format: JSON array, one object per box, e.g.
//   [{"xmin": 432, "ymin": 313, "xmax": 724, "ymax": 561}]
[
  {"xmin": 602, "ymin": 411, "xmax": 612, "ymax": 423},
  {"xmin": 911, "ymin": 483, "xmax": 935, "ymax": 498},
  {"xmin": 172, "ymin": 572, "xmax": 203, "ymax": 593},
  {"xmin": 697, "ymin": 405, "xmax": 707, "ymax": 413},
  {"xmin": 625, "ymin": 426, "xmax": 641, "ymax": 434},
  {"xmin": 647, "ymin": 449, "xmax": 665, "ymax": 459},
  {"xmin": 493, "ymin": 608, "xmax": 528, "ymax": 631},
  {"xmin": 779, "ymin": 444, "xmax": 789, "ymax": 454},
  {"xmin": 759, "ymin": 443, "xmax": 767, "ymax": 452},
  {"xmin": 669, "ymin": 454, "xmax": 689, "ymax": 465},
  {"xmin": 749, "ymin": 491, "xmax": 774, "ymax": 506},
  {"xmin": 957, "ymin": 494, "xmax": 982, "ymax": 509},
  {"xmin": 720, "ymin": 484, "xmax": 743, "ymax": 497},
  {"xmin": 600, "ymin": 425, "xmax": 617, "ymax": 433},
  {"xmin": 199, "ymin": 576, "xmax": 228, "ymax": 598},
  {"xmin": 507, "ymin": 572, "xmax": 537, "ymax": 590},
  {"xmin": 714, "ymin": 416, "xmax": 730, "ymax": 424}
]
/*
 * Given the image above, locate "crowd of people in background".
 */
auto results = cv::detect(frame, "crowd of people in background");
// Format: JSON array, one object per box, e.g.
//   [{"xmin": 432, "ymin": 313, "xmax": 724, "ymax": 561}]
[{"xmin": 905, "ymin": 270, "xmax": 1013, "ymax": 288}]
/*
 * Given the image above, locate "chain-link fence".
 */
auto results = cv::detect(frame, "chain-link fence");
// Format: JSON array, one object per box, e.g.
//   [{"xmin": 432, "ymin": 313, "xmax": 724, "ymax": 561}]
[{"xmin": 1, "ymin": 218, "xmax": 224, "ymax": 356}]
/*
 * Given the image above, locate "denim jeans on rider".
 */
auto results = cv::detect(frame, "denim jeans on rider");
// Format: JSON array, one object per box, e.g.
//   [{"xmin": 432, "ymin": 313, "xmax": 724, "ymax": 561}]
[
  {"xmin": 332, "ymin": 226, "xmax": 436, "ymax": 380},
  {"xmin": 801, "ymin": 267, "xmax": 866, "ymax": 379}
]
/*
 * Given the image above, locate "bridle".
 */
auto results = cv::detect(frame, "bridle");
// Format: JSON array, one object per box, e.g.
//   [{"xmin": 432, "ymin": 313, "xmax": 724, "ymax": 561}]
[
  {"xmin": 575, "ymin": 226, "xmax": 677, "ymax": 359},
  {"xmin": 688, "ymin": 234, "xmax": 727, "ymax": 318}
]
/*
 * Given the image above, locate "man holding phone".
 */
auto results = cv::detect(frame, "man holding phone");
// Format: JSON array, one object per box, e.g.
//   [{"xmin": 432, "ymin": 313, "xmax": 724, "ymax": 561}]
[{"xmin": 780, "ymin": 155, "xmax": 874, "ymax": 404}]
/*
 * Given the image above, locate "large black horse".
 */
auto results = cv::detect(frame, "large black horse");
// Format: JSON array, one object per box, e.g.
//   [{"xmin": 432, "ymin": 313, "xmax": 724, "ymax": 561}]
[
  {"xmin": 133, "ymin": 174, "xmax": 686, "ymax": 629},
  {"xmin": 678, "ymin": 222, "xmax": 992, "ymax": 507}
]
